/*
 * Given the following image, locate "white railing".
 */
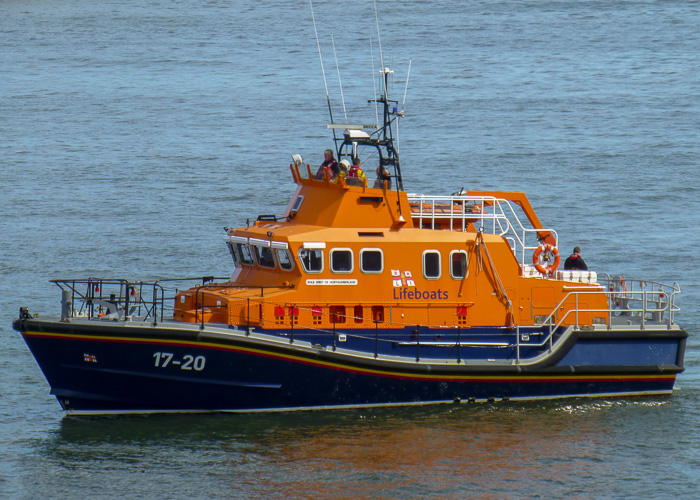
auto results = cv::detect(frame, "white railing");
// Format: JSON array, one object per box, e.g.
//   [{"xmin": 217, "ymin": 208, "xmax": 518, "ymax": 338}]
[{"xmin": 407, "ymin": 194, "xmax": 558, "ymax": 269}]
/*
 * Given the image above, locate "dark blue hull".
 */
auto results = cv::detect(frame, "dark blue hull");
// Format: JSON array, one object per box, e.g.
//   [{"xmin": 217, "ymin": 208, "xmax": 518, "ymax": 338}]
[{"xmin": 15, "ymin": 317, "xmax": 687, "ymax": 415}]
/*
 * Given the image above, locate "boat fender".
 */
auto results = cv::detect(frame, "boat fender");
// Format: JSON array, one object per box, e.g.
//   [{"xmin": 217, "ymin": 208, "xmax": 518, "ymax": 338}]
[
  {"xmin": 505, "ymin": 311, "xmax": 515, "ymax": 330},
  {"xmin": 532, "ymin": 244, "xmax": 561, "ymax": 276}
]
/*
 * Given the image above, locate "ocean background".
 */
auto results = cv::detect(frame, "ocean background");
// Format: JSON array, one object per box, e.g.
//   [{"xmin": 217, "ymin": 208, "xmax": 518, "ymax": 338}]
[{"xmin": 2, "ymin": 0, "xmax": 699, "ymax": 497}]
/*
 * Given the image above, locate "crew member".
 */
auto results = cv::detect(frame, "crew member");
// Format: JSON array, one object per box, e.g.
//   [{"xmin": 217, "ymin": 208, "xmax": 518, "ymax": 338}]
[
  {"xmin": 373, "ymin": 165, "xmax": 392, "ymax": 189},
  {"xmin": 315, "ymin": 149, "xmax": 340, "ymax": 180},
  {"xmin": 347, "ymin": 157, "xmax": 366, "ymax": 185},
  {"xmin": 564, "ymin": 246, "xmax": 588, "ymax": 270}
]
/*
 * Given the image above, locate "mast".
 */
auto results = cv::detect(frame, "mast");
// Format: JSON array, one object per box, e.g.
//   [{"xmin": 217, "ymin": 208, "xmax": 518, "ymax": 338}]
[{"xmin": 333, "ymin": 66, "xmax": 405, "ymax": 191}]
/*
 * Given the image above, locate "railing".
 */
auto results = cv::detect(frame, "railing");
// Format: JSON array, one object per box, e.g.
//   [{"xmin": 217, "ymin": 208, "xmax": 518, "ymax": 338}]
[
  {"xmin": 52, "ymin": 277, "xmax": 227, "ymax": 325},
  {"xmin": 51, "ymin": 276, "xmax": 682, "ymax": 366},
  {"xmin": 597, "ymin": 276, "xmax": 681, "ymax": 328},
  {"xmin": 407, "ymin": 194, "xmax": 558, "ymax": 269},
  {"xmin": 510, "ymin": 277, "xmax": 683, "ymax": 362},
  {"xmin": 225, "ymin": 276, "xmax": 681, "ymax": 365}
]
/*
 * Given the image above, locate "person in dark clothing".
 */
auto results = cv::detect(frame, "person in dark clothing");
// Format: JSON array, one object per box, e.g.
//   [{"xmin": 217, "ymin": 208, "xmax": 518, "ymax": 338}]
[
  {"xmin": 373, "ymin": 165, "xmax": 392, "ymax": 189},
  {"xmin": 315, "ymin": 149, "xmax": 340, "ymax": 180},
  {"xmin": 564, "ymin": 246, "xmax": 588, "ymax": 270}
]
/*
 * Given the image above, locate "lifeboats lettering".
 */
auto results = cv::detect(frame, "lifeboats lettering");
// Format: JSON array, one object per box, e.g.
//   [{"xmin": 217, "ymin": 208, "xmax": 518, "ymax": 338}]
[
  {"xmin": 393, "ymin": 287, "xmax": 449, "ymax": 300},
  {"xmin": 153, "ymin": 352, "xmax": 206, "ymax": 371}
]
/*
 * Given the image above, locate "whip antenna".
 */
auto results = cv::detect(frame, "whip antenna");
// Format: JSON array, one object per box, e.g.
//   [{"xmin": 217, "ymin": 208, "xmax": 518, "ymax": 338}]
[
  {"xmin": 310, "ymin": 1, "xmax": 337, "ymax": 143},
  {"xmin": 332, "ymin": 34, "xmax": 348, "ymax": 123},
  {"xmin": 370, "ymin": 36, "xmax": 379, "ymax": 131},
  {"xmin": 402, "ymin": 59, "xmax": 412, "ymax": 109},
  {"xmin": 374, "ymin": 0, "xmax": 385, "ymax": 73}
]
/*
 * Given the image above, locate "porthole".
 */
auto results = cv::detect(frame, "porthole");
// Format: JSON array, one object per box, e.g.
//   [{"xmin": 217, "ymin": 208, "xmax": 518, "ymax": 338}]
[
  {"xmin": 330, "ymin": 248, "xmax": 353, "ymax": 274},
  {"xmin": 423, "ymin": 250, "xmax": 441, "ymax": 279},
  {"xmin": 360, "ymin": 249, "xmax": 383, "ymax": 274},
  {"xmin": 450, "ymin": 250, "xmax": 469, "ymax": 279},
  {"xmin": 298, "ymin": 248, "xmax": 323, "ymax": 273}
]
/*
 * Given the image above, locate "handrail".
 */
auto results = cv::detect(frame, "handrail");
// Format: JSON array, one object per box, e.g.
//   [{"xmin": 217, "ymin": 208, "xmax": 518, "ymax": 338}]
[
  {"xmin": 51, "ymin": 276, "xmax": 228, "ymax": 324},
  {"xmin": 514, "ymin": 277, "xmax": 682, "ymax": 361},
  {"xmin": 407, "ymin": 194, "xmax": 559, "ymax": 268},
  {"xmin": 50, "ymin": 276, "xmax": 682, "ymax": 367}
]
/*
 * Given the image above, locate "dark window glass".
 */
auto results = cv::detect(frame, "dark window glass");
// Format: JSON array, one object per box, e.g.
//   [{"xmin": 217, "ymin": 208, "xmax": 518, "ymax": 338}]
[
  {"xmin": 236, "ymin": 243, "xmax": 254, "ymax": 266},
  {"xmin": 331, "ymin": 250, "xmax": 353, "ymax": 273},
  {"xmin": 227, "ymin": 242, "xmax": 240, "ymax": 267},
  {"xmin": 451, "ymin": 251, "xmax": 468, "ymax": 278},
  {"xmin": 292, "ymin": 196, "xmax": 304, "ymax": 212},
  {"xmin": 254, "ymin": 245, "xmax": 276, "ymax": 269},
  {"xmin": 276, "ymin": 249, "xmax": 294, "ymax": 271},
  {"xmin": 360, "ymin": 250, "xmax": 383, "ymax": 273},
  {"xmin": 424, "ymin": 251, "xmax": 441, "ymax": 279}
]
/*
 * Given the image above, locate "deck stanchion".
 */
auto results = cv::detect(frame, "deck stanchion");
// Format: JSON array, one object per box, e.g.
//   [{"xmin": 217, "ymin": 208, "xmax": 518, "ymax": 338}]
[
  {"xmin": 332, "ymin": 314, "xmax": 336, "ymax": 350},
  {"xmin": 124, "ymin": 282, "xmax": 130, "ymax": 321},
  {"xmin": 375, "ymin": 320, "xmax": 379, "ymax": 359},
  {"xmin": 246, "ymin": 298, "xmax": 251, "ymax": 336},
  {"xmin": 416, "ymin": 326, "xmax": 420, "ymax": 362},
  {"xmin": 152, "ymin": 284, "xmax": 158, "ymax": 327},
  {"xmin": 290, "ymin": 305, "xmax": 294, "ymax": 344},
  {"xmin": 333, "ymin": 318, "xmax": 337, "ymax": 352},
  {"xmin": 457, "ymin": 327, "xmax": 462, "ymax": 363}
]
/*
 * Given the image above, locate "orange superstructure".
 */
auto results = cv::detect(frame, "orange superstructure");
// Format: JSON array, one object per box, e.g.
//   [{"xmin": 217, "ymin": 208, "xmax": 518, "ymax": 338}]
[{"xmin": 173, "ymin": 161, "xmax": 608, "ymax": 333}]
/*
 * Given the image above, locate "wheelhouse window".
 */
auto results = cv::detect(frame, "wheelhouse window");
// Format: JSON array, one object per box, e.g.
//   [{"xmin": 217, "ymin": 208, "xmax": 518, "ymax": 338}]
[
  {"xmin": 450, "ymin": 250, "xmax": 468, "ymax": 279},
  {"xmin": 253, "ymin": 245, "xmax": 276, "ymax": 269},
  {"xmin": 360, "ymin": 249, "xmax": 383, "ymax": 273},
  {"xmin": 235, "ymin": 243, "xmax": 254, "ymax": 266},
  {"xmin": 226, "ymin": 241, "xmax": 240, "ymax": 267},
  {"xmin": 276, "ymin": 248, "xmax": 294, "ymax": 271},
  {"xmin": 298, "ymin": 248, "xmax": 323, "ymax": 273},
  {"xmin": 330, "ymin": 248, "xmax": 353, "ymax": 274},
  {"xmin": 423, "ymin": 250, "xmax": 441, "ymax": 279}
]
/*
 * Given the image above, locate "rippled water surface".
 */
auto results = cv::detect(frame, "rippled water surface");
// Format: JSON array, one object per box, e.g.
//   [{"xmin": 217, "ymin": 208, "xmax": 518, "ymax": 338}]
[{"xmin": 2, "ymin": 0, "xmax": 699, "ymax": 497}]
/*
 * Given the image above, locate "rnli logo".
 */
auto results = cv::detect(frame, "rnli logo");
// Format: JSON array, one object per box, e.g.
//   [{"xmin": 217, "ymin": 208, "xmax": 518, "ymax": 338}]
[{"xmin": 391, "ymin": 269, "xmax": 415, "ymax": 287}]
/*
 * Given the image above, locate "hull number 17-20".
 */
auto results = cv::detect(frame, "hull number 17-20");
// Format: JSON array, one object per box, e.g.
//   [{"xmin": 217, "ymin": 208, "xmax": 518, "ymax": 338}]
[{"xmin": 153, "ymin": 352, "xmax": 206, "ymax": 371}]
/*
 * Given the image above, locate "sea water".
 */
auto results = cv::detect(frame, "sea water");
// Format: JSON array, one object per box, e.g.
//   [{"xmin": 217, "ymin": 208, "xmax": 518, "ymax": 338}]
[{"xmin": 2, "ymin": 0, "xmax": 699, "ymax": 497}]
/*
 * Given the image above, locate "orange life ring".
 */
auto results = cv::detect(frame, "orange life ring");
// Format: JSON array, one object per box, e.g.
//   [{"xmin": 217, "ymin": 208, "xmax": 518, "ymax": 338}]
[{"xmin": 532, "ymin": 244, "xmax": 560, "ymax": 275}]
